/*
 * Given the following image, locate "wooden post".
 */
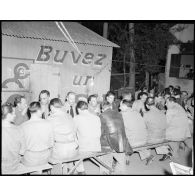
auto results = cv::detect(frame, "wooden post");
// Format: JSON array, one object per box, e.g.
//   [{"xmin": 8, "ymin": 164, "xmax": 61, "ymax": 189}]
[
  {"xmin": 129, "ymin": 23, "xmax": 135, "ymax": 93},
  {"xmin": 123, "ymin": 55, "xmax": 126, "ymax": 88},
  {"xmin": 145, "ymin": 71, "xmax": 149, "ymax": 89},
  {"xmin": 103, "ymin": 23, "xmax": 108, "ymax": 38}
]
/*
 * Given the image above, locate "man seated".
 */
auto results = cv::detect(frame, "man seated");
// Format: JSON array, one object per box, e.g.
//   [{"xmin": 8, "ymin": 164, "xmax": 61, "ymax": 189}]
[
  {"xmin": 120, "ymin": 99, "xmax": 148, "ymax": 148},
  {"xmin": 88, "ymin": 94, "xmax": 101, "ymax": 116},
  {"xmin": 120, "ymin": 100, "xmax": 156, "ymax": 165},
  {"xmin": 47, "ymin": 98, "xmax": 78, "ymax": 161},
  {"xmin": 74, "ymin": 101, "xmax": 102, "ymax": 174},
  {"xmin": 2, "ymin": 103, "xmax": 25, "ymax": 174},
  {"xmin": 143, "ymin": 97, "xmax": 170, "ymax": 164},
  {"xmin": 162, "ymin": 97, "xmax": 192, "ymax": 161},
  {"xmin": 14, "ymin": 95, "xmax": 29, "ymax": 125},
  {"xmin": 20, "ymin": 101, "xmax": 54, "ymax": 166},
  {"xmin": 144, "ymin": 97, "xmax": 167, "ymax": 144},
  {"xmin": 100, "ymin": 102, "xmax": 133, "ymax": 174}
]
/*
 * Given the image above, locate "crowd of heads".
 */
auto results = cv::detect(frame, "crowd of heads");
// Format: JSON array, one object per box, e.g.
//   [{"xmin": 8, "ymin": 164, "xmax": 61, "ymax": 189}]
[{"xmin": 2, "ymin": 83, "xmax": 194, "ymax": 124}]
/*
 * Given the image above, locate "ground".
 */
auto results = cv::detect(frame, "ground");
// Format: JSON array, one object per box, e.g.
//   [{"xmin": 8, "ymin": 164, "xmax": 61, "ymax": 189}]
[{"xmin": 82, "ymin": 143, "xmax": 193, "ymax": 175}]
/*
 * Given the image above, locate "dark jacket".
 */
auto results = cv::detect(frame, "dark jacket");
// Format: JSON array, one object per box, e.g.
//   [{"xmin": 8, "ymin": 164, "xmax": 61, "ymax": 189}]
[{"xmin": 100, "ymin": 108, "xmax": 133, "ymax": 155}]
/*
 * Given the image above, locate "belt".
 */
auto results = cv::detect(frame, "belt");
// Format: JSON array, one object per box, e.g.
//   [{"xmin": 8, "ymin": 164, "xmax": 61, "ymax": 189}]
[
  {"xmin": 26, "ymin": 148, "xmax": 50, "ymax": 153},
  {"xmin": 55, "ymin": 140, "xmax": 76, "ymax": 144}
]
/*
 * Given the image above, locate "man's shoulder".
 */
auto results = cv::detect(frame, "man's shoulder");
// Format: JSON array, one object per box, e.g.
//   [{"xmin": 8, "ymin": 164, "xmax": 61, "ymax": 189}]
[
  {"xmin": 20, "ymin": 119, "xmax": 31, "ymax": 126},
  {"xmin": 64, "ymin": 102, "xmax": 70, "ymax": 108}
]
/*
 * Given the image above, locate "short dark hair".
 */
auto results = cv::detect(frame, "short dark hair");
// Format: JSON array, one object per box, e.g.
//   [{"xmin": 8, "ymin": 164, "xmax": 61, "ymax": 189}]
[
  {"xmin": 145, "ymin": 97, "xmax": 155, "ymax": 106},
  {"xmin": 76, "ymin": 101, "xmax": 88, "ymax": 112},
  {"xmin": 49, "ymin": 98, "xmax": 63, "ymax": 109},
  {"xmin": 88, "ymin": 94, "xmax": 97, "ymax": 103},
  {"xmin": 140, "ymin": 86, "xmax": 148, "ymax": 92},
  {"xmin": 175, "ymin": 85, "xmax": 181, "ymax": 90},
  {"xmin": 29, "ymin": 101, "xmax": 41, "ymax": 114},
  {"xmin": 173, "ymin": 88, "xmax": 181, "ymax": 96},
  {"xmin": 181, "ymin": 91, "xmax": 188, "ymax": 96},
  {"xmin": 168, "ymin": 85, "xmax": 174, "ymax": 90},
  {"xmin": 2, "ymin": 103, "xmax": 14, "ymax": 120},
  {"xmin": 121, "ymin": 99, "xmax": 134, "ymax": 108},
  {"xmin": 137, "ymin": 92, "xmax": 148, "ymax": 100},
  {"xmin": 39, "ymin": 90, "xmax": 50, "ymax": 101},
  {"xmin": 167, "ymin": 96, "xmax": 177, "ymax": 103},
  {"xmin": 164, "ymin": 91, "xmax": 171, "ymax": 96},
  {"xmin": 14, "ymin": 95, "xmax": 25, "ymax": 107},
  {"xmin": 65, "ymin": 91, "xmax": 76, "ymax": 101},
  {"xmin": 105, "ymin": 91, "xmax": 115, "ymax": 99}
]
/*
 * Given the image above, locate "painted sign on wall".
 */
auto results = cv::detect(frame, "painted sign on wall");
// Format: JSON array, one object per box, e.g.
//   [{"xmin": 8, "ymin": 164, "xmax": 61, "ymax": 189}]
[
  {"xmin": 2, "ymin": 58, "xmax": 31, "ymax": 90},
  {"xmin": 2, "ymin": 57, "xmax": 32, "ymax": 104},
  {"xmin": 35, "ymin": 45, "xmax": 107, "ymax": 66}
]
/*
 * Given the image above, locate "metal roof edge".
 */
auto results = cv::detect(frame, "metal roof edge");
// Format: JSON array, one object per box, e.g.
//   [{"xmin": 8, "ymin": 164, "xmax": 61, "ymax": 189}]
[{"xmin": 2, "ymin": 22, "xmax": 120, "ymax": 48}]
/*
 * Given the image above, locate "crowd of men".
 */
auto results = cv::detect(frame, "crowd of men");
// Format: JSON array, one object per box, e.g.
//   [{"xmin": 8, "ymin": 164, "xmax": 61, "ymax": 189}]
[{"xmin": 2, "ymin": 85, "xmax": 194, "ymax": 174}]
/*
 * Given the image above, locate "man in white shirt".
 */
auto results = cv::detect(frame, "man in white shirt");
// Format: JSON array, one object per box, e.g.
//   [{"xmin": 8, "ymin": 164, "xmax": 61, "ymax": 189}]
[
  {"xmin": 47, "ymin": 98, "xmax": 78, "ymax": 161},
  {"xmin": 2, "ymin": 103, "xmax": 25, "ymax": 174},
  {"xmin": 74, "ymin": 101, "xmax": 101, "ymax": 174},
  {"xmin": 20, "ymin": 101, "xmax": 54, "ymax": 166}
]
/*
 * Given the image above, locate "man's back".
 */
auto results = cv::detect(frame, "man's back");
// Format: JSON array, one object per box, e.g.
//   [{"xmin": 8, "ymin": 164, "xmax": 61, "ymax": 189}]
[
  {"xmin": 122, "ymin": 109, "xmax": 147, "ymax": 147},
  {"xmin": 47, "ymin": 110, "xmax": 78, "ymax": 160},
  {"xmin": 2, "ymin": 124, "xmax": 23, "ymax": 173},
  {"xmin": 21, "ymin": 118, "xmax": 54, "ymax": 152},
  {"xmin": 74, "ymin": 111, "xmax": 101, "ymax": 152},
  {"xmin": 48, "ymin": 111, "xmax": 76, "ymax": 142},
  {"xmin": 143, "ymin": 107, "xmax": 167, "ymax": 144},
  {"xmin": 100, "ymin": 109, "xmax": 132, "ymax": 154},
  {"xmin": 166, "ymin": 104, "xmax": 191, "ymax": 141}
]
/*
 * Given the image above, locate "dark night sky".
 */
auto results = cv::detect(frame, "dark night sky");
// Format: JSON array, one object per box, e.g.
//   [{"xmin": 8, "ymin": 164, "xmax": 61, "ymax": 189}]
[{"xmin": 80, "ymin": 22, "xmax": 104, "ymax": 36}]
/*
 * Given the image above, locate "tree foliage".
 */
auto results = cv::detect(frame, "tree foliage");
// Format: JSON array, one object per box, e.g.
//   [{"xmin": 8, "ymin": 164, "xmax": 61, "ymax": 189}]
[{"xmin": 109, "ymin": 23, "xmax": 177, "ymax": 73}]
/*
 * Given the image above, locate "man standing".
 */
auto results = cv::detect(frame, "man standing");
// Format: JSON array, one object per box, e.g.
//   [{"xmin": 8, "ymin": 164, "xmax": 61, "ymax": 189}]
[
  {"xmin": 14, "ymin": 95, "xmax": 29, "ymax": 125},
  {"xmin": 39, "ymin": 90, "xmax": 50, "ymax": 119},
  {"xmin": 88, "ymin": 94, "xmax": 101, "ymax": 116},
  {"xmin": 132, "ymin": 92, "xmax": 148, "ymax": 116},
  {"xmin": 64, "ymin": 91, "xmax": 77, "ymax": 118},
  {"xmin": 104, "ymin": 91, "xmax": 120, "ymax": 112},
  {"xmin": 20, "ymin": 101, "xmax": 54, "ymax": 166}
]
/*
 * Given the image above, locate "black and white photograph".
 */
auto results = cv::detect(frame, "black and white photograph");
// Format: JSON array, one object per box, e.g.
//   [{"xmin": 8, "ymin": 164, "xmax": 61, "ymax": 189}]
[{"xmin": 1, "ymin": 20, "xmax": 194, "ymax": 176}]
